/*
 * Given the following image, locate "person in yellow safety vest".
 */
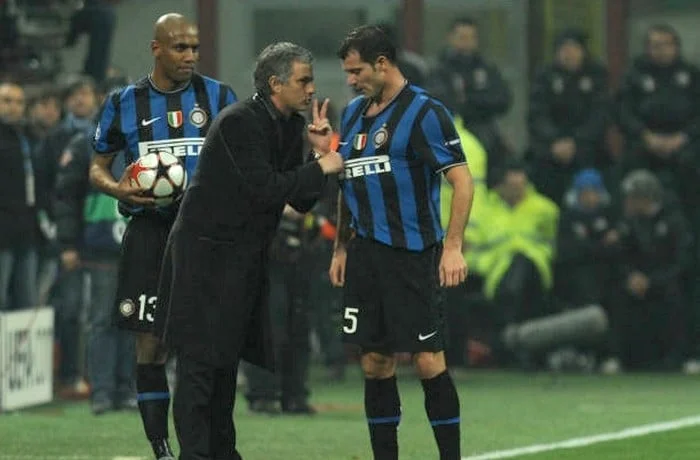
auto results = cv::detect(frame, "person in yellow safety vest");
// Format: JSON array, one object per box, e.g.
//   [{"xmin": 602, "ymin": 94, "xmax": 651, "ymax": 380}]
[
  {"xmin": 440, "ymin": 116, "xmax": 487, "ymax": 268},
  {"xmin": 468, "ymin": 160, "xmax": 559, "ymax": 366}
]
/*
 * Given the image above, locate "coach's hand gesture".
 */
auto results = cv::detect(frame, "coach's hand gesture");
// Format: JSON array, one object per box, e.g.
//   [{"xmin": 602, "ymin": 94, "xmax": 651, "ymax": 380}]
[
  {"xmin": 439, "ymin": 247, "xmax": 467, "ymax": 287},
  {"xmin": 116, "ymin": 163, "xmax": 157, "ymax": 207},
  {"xmin": 308, "ymin": 98, "xmax": 333, "ymax": 154}
]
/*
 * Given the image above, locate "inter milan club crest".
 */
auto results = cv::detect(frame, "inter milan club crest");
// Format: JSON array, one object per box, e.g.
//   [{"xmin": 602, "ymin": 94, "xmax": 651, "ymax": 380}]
[
  {"xmin": 119, "ymin": 299, "xmax": 136, "ymax": 317},
  {"xmin": 353, "ymin": 133, "xmax": 368, "ymax": 150},
  {"xmin": 373, "ymin": 126, "xmax": 389, "ymax": 148},
  {"xmin": 189, "ymin": 105, "xmax": 208, "ymax": 128},
  {"xmin": 167, "ymin": 110, "xmax": 183, "ymax": 128}
]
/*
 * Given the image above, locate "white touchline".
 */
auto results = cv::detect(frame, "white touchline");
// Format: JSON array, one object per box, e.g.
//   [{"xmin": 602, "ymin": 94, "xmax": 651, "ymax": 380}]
[{"xmin": 462, "ymin": 414, "xmax": 700, "ymax": 460}]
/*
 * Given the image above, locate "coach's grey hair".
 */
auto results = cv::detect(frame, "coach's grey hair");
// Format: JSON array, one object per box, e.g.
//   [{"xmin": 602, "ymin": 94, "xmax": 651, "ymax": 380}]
[{"xmin": 253, "ymin": 42, "xmax": 313, "ymax": 96}]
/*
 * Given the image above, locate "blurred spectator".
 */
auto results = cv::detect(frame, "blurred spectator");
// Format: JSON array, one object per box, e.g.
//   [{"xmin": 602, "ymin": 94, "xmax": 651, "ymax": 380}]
[
  {"xmin": 243, "ymin": 205, "xmax": 316, "ymax": 415},
  {"xmin": 440, "ymin": 123, "xmax": 489, "ymax": 367},
  {"xmin": 555, "ymin": 169, "xmax": 618, "ymax": 308},
  {"xmin": 617, "ymin": 24, "xmax": 700, "ymax": 206},
  {"xmin": 527, "ymin": 29, "xmax": 610, "ymax": 205},
  {"xmin": 374, "ymin": 22, "xmax": 429, "ymax": 87},
  {"xmin": 427, "ymin": 17, "xmax": 512, "ymax": 186},
  {"xmin": 0, "ymin": 80, "xmax": 39, "ymax": 311},
  {"xmin": 467, "ymin": 160, "xmax": 559, "ymax": 366},
  {"xmin": 27, "ymin": 84, "xmax": 63, "ymax": 306},
  {"xmin": 606, "ymin": 170, "xmax": 692, "ymax": 372},
  {"xmin": 27, "ymin": 85, "xmax": 62, "ymax": 140},
  {"xmin": 65, "ymin": 0, "xmax": 118, "ymax": 83},
  {"xmin": 50, "ymin": 75, "xmax": 100, "ymax": 400},
  {"xmin": 53, "ymin": 97, "xmax": 136, "ymax": 414}
]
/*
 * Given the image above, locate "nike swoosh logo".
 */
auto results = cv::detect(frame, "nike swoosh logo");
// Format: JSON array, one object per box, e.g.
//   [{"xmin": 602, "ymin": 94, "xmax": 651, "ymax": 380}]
[
  {"xmin": 338, "ymin": 141, "xmax": 348, "ymax": 146},
  {"xmin": 418, "ymin": 331, "xmax": 437, "ymax": 341},
  {"xmin": 141, "ymin": 117, "xmax": 161, "ymax": 127}
]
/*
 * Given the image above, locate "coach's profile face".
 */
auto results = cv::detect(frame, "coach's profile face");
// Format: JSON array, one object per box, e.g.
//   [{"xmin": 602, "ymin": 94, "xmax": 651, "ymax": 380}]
[
  {"xmin": 342, "ymin": 50, "xmax": 387, "ymax": 99},
  {"xmin": 153, "ymin": 24, "xmax": 200, "ymax": 83},
  {"xmin": 270, "ymin": 60, "xmax": 315, "ymax": 112}
]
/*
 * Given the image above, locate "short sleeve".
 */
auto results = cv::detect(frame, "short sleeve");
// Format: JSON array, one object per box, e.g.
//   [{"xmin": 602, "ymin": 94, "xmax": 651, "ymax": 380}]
[
  {"xmin": 413, "ymin": 102, "xmax": 467, "ymax": 174},
  {"xmin": 93, "ymin": 92, "xmax": 126, "ymax": 154}
]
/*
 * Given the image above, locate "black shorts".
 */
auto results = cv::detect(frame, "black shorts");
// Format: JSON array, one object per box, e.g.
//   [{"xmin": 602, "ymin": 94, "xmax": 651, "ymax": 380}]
[
  {"xmin": 114, "ymin": 215, "xmax": 174, "ymax": 332},
  {"xmin": 342, "ymin": 237, "xmax": 445, "ymax": 354}
]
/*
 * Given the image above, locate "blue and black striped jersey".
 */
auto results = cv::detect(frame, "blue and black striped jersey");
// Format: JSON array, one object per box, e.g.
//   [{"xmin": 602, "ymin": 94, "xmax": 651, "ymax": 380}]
[
  {"xmin": 338, "ymin": 84, "xmax": 466, "ymax": 251},
  {"xmin": 93, "ymin": 73, "xmax": 236, "ymax": 215}
]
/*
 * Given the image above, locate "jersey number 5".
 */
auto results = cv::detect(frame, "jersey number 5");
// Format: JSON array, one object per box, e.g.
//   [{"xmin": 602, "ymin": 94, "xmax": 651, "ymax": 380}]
[{"xmin": 343, "ymin": 307, "xmax": 359, "ymax": 334}]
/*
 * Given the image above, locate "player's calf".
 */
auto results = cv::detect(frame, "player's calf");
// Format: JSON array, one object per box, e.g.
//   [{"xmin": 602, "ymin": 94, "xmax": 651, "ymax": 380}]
[
  {"xmin": 361, "ymin": 352, "xmax": 400, "ymax": 460},
  {"xmin": 135, "ymin": 332, "xmax": 173, "ymax": 459},
  {"xmin": 415, "ymin": 351, "xmax": 461, "ymax": 460}
]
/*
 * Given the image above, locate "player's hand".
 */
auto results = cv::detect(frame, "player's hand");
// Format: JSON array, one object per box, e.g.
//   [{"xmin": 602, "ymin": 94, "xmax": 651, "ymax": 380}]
[
  {"xmin": 116, "ymin": 163, "xmax": 156, "ymax": 207},
  {"xmin": 307, "ymin": 98, "xmax": 333, "ymax": 154},
  {"xmin": 439, "ymin": 247, "xmax": 467, "ymax": 287},
  {"xmin": 60, "ymin": 249, "xmax": 80, "ymax": 271},
  {"xmin": 329, "ymin": 246, "xmax": 347, "ymax": 287}
]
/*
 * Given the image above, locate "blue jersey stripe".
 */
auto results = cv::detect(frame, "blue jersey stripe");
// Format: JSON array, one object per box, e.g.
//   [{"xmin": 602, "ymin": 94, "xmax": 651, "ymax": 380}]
[
  {"xmin": 149, "ymin": 87, "xmax": 168, "ymax": 148},
  {"xmin": 120, "ymin": 88, "xmax": 137, "ymax": 163},
  {"xmin": 391, "ymin": 94, "xmax": 430, "ymax": 249}
]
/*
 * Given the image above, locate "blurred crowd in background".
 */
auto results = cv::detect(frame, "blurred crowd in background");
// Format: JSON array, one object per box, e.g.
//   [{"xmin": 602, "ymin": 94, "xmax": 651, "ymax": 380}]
[{"xmin": 2, "ymin": 0, "xmax": 700, "ymax": 414}]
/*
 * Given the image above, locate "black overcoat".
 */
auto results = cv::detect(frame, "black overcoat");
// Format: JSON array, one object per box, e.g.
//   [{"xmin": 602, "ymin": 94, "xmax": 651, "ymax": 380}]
[{"xmin": 154, "ymin": 94, "xmax": 325, "ymax": 369}]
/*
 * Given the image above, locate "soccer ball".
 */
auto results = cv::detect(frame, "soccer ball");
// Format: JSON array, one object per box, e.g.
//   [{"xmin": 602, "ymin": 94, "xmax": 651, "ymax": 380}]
[{"xmin": 129, "ymin": 151, "xmax": 187, "ymax": 206}]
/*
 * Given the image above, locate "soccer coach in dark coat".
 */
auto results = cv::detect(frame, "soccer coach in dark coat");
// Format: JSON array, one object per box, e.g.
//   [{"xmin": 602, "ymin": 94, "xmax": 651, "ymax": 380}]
[{"xmin": 154, "ymin": 42, "xmax": 343, "ymax": 459}]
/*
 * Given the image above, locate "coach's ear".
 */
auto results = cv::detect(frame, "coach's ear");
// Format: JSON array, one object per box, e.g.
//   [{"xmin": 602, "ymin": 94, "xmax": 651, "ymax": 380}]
[{"xmin": 269, "ymin": 75, "xmax": 282, "ymax": 95}]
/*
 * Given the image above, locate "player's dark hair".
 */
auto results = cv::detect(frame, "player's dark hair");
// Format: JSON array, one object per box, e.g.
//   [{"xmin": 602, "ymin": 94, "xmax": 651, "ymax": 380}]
[
  {"xmin": 337, "ymin": 25, "xmax": 397, "ymax": 64},
  {"xmin": 450, "ymin": 17, "xmax": 478, "ymax": 32},
  {"xmin": 254, "ymin": 42, "xmax": 313, "ymax": 96}
]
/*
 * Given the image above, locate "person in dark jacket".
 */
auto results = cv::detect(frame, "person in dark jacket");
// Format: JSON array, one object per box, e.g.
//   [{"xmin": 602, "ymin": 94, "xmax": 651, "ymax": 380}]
[
  {"xmin": 53, "ymin": 130, "xmax": 136, "ymax": 415},
  {"xmin": 528, "ymin": 29, "xmax": 610, "ymax": 205},
  {"xmin": 154, "ymin": 42, "xmax": 344, "ymax": 459},
  {"xmin": 617, "ymin": 24, "xmax": 700, "ymax": 205},
  {"xmin": 555, "ymin": 169, "xmax": 618, "ymax": 308},
  {"xmin": 0, "ymin": 80, "xmax": 39, "ymax": 311},
  {"xmin": 607, "ymin": 170, "xmax": 692, "ymax": 371},
  {"xmin": 427, "ymin": 16, "xmax": 512, "ymax": 186}
]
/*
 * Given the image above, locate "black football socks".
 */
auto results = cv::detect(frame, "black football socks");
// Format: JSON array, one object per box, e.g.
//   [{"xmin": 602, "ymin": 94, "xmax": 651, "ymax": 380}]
[
  {"xmin": 365, "ymin": 375, "xmax": 401, "ymax": 460},
  {"xmin": 136, "ymin": 364, "xmax": 173, "ymax": 457},
  {"xmin": 421, "ymin": 370, "xmax": 461, "ymax": 460}
]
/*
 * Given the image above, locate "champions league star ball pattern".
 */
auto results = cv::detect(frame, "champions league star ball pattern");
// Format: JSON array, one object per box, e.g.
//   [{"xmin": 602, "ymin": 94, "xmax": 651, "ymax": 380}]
[{"xmin": 129, "ymin": 151, "xmax": 187, "ymax": 206}]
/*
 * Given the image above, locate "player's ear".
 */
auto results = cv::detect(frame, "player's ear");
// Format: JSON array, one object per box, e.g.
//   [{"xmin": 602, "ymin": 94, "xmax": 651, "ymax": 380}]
[
  {"xmin": 374, "ymin": 55, "xmax": 388, "ymax": 72},
  {"xmin": 151, "ymin": 40, "xmax": 160, "ymax": 57}
]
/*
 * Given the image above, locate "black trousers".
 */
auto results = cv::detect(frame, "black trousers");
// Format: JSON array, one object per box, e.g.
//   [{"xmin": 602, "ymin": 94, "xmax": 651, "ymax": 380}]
[{"xmin": 173, "ymin": 352, "xmax": 243, "ymax": 460}]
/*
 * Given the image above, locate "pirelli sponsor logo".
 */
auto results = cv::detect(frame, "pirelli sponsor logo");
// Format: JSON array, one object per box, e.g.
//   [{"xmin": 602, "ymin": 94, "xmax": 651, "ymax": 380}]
[
  {"xmin": 344, "ymin": 155, "xmax": 392, "ymax": 179},
  {"xmin": 137, "ymin": 137, "xmax": 205, "ymax": 158}
]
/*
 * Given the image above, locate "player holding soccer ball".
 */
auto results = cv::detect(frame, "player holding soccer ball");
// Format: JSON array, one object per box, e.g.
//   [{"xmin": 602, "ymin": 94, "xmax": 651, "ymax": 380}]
[{"xmin": 89, "ymin": 13, "xmax": 236, "ymax": 460}]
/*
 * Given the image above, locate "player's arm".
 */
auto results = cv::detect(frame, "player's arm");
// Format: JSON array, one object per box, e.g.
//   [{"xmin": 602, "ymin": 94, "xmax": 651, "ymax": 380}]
[
  {"xmin": 443, "ymin": 164, "xmax": 474, "ymax": 253},
  {"xmin": 329, "ymin": 189, "xmax": 352, "ymax": 287},
  {"xmin": 415, "ymin": 102, "xmax": 473, "ymax": 287},
  {"xmin": 89, "ymin": 92, "xmax": 155, "ymax": 206}
]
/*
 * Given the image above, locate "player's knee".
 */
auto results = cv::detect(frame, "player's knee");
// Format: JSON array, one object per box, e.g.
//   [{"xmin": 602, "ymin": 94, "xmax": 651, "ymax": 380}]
[
  {"xmin": 135, "ymin": 333, "xmax": 168, "ymax": 364},
  {"xmin": 361, "ymin": 352, "xmax": 396, "ymax": 379},
  {"xmin": 413, "ymin": 351, "xmax": 446, "ymax": 379}
]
